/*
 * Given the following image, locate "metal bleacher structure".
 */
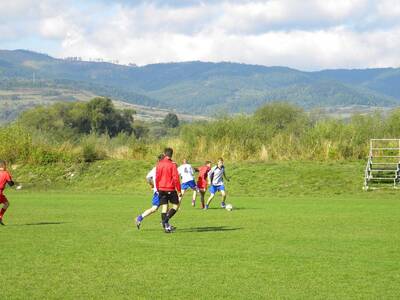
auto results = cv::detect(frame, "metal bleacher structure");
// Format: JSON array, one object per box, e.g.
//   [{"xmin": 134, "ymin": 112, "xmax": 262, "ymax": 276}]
[{"xmin": 364, "ymin": 139, "xmax": 400, "ymax": 190}]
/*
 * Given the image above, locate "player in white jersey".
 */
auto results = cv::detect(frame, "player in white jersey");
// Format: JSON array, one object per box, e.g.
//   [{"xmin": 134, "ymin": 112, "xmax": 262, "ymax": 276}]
[
  {"xmin": 177, "ymin": 159, "xmax": 199, "ymax": 206},
  {"xmin": 135, "ymin": 154, "xmax": 164, "ymax": 229},
  {"xmin": 205, "ymin": 158, "xmax": 230, "ymax": 209}
]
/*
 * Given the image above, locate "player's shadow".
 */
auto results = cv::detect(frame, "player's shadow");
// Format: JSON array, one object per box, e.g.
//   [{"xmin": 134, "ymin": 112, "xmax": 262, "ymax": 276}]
[
  {"xmin": 203, "ymin": 207, "xmax": 255, "ymax": 210},
  {"xmin": 12, "ymin": 221, "xmax": 69, "ymax": 226},
  {"xmin": 180, "ymin": 226, "xmax": 243, "ymax": 233}
]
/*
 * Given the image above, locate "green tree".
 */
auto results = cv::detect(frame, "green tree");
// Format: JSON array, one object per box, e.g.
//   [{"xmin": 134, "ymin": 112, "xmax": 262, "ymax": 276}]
[
  {"xmin": 85, "ymin": 97, "xmax": 135, "ymax": 136},
  {"xmin": 254, "ymin": 102, "xmax": 309, "ymax": 135},
  {"xmin": 163, "ymin": 113, "xmax": 179, "ymax": 128},
  {"xmin": 18, "ymin": 97, "xmax": 135, "ymax": 138}
]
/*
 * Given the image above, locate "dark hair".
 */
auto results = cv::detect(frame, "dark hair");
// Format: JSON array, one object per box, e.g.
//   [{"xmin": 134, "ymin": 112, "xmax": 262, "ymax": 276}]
[
  {"xmin": 157, "ymin": 154, "xmax": 165, "ymax": 161},
  {"xmin": 205, "ymin": 160, "xmax": 211, "ymax": 164},
  {"xmin": 218, "ymin": 157, "xmax": 224, "ymax": 162},
  {"xmin": 164, "ymin": 147, "xmax": 173, "ymax": 158},
  {"xmin": 0, "ymin": 160, "xmax": 5, "ymax": 167}
]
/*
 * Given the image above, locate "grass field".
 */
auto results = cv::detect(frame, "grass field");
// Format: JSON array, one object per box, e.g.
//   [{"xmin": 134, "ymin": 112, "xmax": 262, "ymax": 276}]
[
  {"xmin": 2, "ymin": 162, "xmax": 400, "ymax": 299},
  {"xmin": 2, "ymin": 191, "xmax": 400, "ymax": 299}
]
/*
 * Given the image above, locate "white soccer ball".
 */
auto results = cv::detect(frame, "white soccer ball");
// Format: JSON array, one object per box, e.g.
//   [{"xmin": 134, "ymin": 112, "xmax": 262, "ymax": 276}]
[{"xmin": 225, "ymin": 204, "xmax": 233, "ymax": 211}]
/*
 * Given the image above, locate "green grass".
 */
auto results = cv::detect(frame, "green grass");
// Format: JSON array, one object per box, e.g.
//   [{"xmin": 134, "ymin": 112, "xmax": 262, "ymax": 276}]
[
  {"xmin": 2, "ymin": 161, "xmax": 400, "ymax": 299},
  {"xmin": 13, "ymin": 160, "xmax": 366, "ymax": 196},
  {"xmin": 2, "ymin": 191, "xmax": 400, "ymax": 299}
]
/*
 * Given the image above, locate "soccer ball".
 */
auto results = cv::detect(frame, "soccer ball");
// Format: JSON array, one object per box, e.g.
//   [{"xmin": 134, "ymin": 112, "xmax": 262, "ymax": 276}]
[{"xmin": 225, "ymin": 204, "xmax": 233, "ymax": 211}]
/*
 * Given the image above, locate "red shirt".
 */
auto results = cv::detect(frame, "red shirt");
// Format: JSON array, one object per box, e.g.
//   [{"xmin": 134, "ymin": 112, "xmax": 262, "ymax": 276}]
[
  {"xmin": 0, "ymin": 170, "xmax": 12, "ymax": 194},
  {"xmin": 197, "ymin": 165, "xmax": 211, "ymax": 182},
  {"xmin": 155, "ymin": 157, "xmax": 181, "ymax": 193}
]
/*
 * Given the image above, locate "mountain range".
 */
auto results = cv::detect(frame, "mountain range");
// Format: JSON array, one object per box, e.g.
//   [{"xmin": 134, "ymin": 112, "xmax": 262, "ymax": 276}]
[{"xmin": 1, "ymin": 49, "xmax": 400, "ymax": 123}]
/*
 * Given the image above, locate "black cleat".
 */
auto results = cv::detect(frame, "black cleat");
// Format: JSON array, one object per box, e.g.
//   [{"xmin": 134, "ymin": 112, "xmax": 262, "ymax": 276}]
[
  {"xmin": 135, "ymin": 216, "xmax": 142, "ymax": 230},
  {"xmin": 0, "ymin": 219, "xmax": 5, "ymax": 226}
]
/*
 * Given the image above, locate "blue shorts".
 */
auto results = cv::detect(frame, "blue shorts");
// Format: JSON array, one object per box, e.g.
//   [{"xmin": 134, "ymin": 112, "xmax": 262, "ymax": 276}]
[
  {"xmin": 181, "ymin": 180, "xmax": 197, "ymax": 191},
  {"xmin": 209, "ymin": 185, "xmax": 225, "ymax": 194},
  {"xmin": 152, "ymin": 192, "xmax": 160, "ymax": 207}
]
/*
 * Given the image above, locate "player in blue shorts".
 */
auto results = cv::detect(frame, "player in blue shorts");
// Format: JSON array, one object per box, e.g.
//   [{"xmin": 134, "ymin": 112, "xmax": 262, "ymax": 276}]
[
  {"xmin": 135, "ymin": 154, "xmax": 164, "ymax": 229},
  {"xmin": 178, "ymin": 159, "xmax": 199, "ymax": 206},
  {"xmin": 205, "ymin": 158, "xmax": 230, "ymax": 209}
]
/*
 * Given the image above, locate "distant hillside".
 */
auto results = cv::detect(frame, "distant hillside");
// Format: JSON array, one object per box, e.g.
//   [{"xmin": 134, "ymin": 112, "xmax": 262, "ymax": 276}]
[{"xmin": 1, "ymin": 49, "xmax": 400, "ymax": 122}]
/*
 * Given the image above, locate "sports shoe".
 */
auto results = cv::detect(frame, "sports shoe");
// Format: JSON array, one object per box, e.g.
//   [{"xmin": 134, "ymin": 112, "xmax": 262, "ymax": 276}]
[
  {"xmin": 221, "ymin": 202, "xmax": 226, "ymax": 208},
  {"xmin": 191, "ymin": 200, "xmax": 196, "ymax": 207},
  {"xmin": 135, "ymin": 215, "xmax": 143, "ymax": 230},
  {"xmin": 203, "ymin": 205, "xmax": 209, "ymax": 210},
  {"xmin": 0, "ymin": 219, "xmax": 5, "ymax": 226},
  {"xmin": 164, "ymin": 223, "xmax": 173, "ymax": 233}
]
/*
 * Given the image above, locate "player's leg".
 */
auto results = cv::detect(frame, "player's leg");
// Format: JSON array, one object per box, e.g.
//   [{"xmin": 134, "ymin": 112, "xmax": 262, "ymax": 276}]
[
  {"xmin": 136, "ymin": 193, "xmax": 160, "ymax": 229},
  {"xmin": 220, "ymin": 189, "xmax": 227, "ymax": 208},
  {"xmin": 136, "ymin": 205, "xmax": 158, "ymax": 229},
  {"xmin": 161, "ymin": 203, "xmax": 169, "ymax": 231},
  {"xmin": 205, "ymin": 186, "xmax": 216, "ymax": 209},
  {"xmin": 190, "ymin": 181, "xmax": 198, "ymax": 206},
  {"xmin": 164, "ymin": 192, "xmax": 179, "ymax": 232},
  {"xmin": 179, "ymin": 188, "xmax": 186, "ymax": 203},
  {"xmin": 142, "ymin": 205, "xmax": 159, "ymax": 218},
  {"xmin": 199, "ymin": 190, "xmax": 206, "ymax": 209},
  {"xmin": 192, "ymin": 190, "xmax": 197, "ymax": 206},
  {"xmin": 0, "ymin": 196, "xmax": 9, "ymax": 225},
  {"xmin": 159, "ymin": 192, "xmax": 171, "ymax": 231}
]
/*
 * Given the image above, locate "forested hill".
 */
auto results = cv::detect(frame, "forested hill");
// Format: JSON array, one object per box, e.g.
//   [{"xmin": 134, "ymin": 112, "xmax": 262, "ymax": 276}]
[{"xmin": 1, "ymin": 49, "xmax": 400, "ymax": 121}]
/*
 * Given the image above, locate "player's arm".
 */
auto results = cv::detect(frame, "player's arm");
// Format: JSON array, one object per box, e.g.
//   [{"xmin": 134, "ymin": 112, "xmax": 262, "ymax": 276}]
[
  {"xmin": 155, "ymin": 166, "xmax": 161, "ymax": 191},
  {"xmin": 223, "ymin": 169, "xmax": 230, "ymax": 182},
  {"xmin": 173, "ymin": 165, "xmax": 182, "ymax": 196},
  {"xmin": 146, "ymin": 169, "xmax": 155, "ymax": 189},
  {"xmin": 177, "ymin": 167, "xmax": 184, "ymax": 179},
  {"xmin": 207, "ymin": 168, "xmax": 214, "ymax": 185},
  {"xmin": 146, "ymin": 177, "xmax": 154, "ymax": 189},
  {"xmin": 6, "ymin": 172, "xmax": 15, "ymax": 186}
]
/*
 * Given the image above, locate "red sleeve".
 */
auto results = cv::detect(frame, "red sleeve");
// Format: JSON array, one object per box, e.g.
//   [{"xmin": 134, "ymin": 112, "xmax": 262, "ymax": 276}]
[
  {"xmin": 155, "ymin": 164, "xmax": 161, "ymax": 191},
  {"xmin": 173, "ymin": 164, "xmax": 181, "ymax": 193}
]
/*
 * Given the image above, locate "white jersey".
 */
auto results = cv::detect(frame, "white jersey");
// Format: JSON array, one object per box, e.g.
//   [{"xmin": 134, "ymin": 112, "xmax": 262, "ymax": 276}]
[
  {"xmin": 146, "ymin": 167, "xmax": 157, "ymax": 192},
  {"xmin": 209, "ymin": 165, "xmax": 225, "ymax": 186},
  {"xmin": 178, "ymin": 163, "xmax": 195, "ymax": 183}
]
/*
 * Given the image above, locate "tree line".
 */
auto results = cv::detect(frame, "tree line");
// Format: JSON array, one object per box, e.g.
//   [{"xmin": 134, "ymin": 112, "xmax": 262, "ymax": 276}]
[{"xmin": 1, "ymin": 98, "xmax": 400, "ymax": 164}]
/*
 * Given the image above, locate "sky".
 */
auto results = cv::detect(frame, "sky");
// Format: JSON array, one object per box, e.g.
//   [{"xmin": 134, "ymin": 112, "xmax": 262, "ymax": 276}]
[{"xmin": 1, "ymin": 0, "xmax": 400, "ymax": 70}]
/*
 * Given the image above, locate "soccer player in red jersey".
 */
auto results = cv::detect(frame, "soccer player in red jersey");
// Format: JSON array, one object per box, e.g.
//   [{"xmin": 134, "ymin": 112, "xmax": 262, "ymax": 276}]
[
  {"xmin": 0, "ymin": 160, "xmax": 15, "ymax": 225},
  {"xmin": 155, "ymin": 148, "xmax": 182, "ymax": 233},
  {"xmin": 195, "ymin": 160, "xmax": 212, "ymax": 209}
]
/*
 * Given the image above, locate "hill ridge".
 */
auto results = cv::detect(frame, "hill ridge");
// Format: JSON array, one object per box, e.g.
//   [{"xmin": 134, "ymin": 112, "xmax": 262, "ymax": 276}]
[{"xmin": 1, "ymin": 49, "xmax": 400, "ymax": 123}]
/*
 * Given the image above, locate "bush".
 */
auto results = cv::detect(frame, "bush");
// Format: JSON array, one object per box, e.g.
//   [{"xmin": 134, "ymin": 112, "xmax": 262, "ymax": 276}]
[
  {"xmin": 0, "ymin": 125, "xmax": 33, "ymax": 163},
  {"xmin": 80, "ymin": 135, "xmax": 107, "ymax": 162}
]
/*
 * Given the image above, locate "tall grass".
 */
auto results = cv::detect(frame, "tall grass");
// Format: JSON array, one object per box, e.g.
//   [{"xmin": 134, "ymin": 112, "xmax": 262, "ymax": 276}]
[
  {"xmin": 2, "ymin": 103, "xmax": 400, "ymax": 164},
  {"xmin": 177, "ymin": 107, "xmax": 400, "ymax": 161}
]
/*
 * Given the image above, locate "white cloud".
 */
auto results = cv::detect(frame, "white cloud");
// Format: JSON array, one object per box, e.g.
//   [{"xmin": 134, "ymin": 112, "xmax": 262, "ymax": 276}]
[
  {"xmin": 1, "ymin": 0, "xmax": 400, "ymax": 70},
  {"xmin": 377, "ymin": 0, "xmax": 400, "ymax": 18},
  {"xmin": 40, "ymin": 17, "xmax": 70, "ymax": 39}
]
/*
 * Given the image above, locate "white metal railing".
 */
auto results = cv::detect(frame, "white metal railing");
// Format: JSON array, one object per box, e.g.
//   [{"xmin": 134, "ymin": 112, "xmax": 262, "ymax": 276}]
[{"xmin": 364, "ymin": 139, "xmax": 400, "ymax": 190}]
